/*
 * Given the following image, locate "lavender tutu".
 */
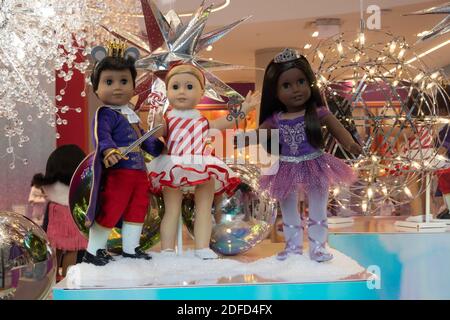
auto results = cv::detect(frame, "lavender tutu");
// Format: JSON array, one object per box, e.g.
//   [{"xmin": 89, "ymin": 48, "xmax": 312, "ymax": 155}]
[{"xmin": 260, "ymin": 153, "xmax": 357, "ymax": 201}]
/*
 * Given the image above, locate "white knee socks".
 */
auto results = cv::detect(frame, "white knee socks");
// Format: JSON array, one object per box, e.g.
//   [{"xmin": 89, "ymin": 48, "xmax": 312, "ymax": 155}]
[{"xmin": 87, "ymin": 222, "xmax": 112, "ymax": 255}]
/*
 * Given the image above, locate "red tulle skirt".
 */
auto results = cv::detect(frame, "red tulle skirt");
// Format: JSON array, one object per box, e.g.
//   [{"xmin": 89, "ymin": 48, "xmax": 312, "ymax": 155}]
[{"xmin": 46, "ymin": 202, "xmax": 87, "ymax": 251}]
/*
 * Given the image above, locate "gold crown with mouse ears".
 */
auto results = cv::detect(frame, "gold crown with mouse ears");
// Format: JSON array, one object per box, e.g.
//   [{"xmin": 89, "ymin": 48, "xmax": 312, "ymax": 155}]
[{"xmin": 90, "ymin": 40, "xmax": 140, "ymax": 62}]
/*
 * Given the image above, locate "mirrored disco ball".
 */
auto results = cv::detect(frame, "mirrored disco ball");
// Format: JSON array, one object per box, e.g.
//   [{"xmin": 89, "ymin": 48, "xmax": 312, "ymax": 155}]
[
  {"xmin": 182, "ymin": 164, "xmax": 277, "ymax": 255},
  {"xmin": 307, "ymin": 30, "xmax": 450, "ymax": 214},
  {"xmin": 0, "ymin": 211, "xmax": 56, "ymax": 300},
  {"xmin": 69, "ymin": 154, "xmax": 164, "ymax": 253}
]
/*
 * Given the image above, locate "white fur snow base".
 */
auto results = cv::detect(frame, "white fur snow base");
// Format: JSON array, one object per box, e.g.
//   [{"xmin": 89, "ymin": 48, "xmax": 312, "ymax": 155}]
[{"xmin": 66, "ymin": 248, "xmax": 365, "ymax": 288}]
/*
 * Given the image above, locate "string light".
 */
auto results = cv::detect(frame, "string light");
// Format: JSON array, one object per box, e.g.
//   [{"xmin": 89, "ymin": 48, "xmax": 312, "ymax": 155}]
[{"xmin": 310, "ymin": 29, "xmax": 450, "ymax": 215}]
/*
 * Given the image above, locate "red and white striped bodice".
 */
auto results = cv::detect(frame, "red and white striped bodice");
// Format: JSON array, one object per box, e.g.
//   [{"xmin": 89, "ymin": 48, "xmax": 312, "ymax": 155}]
[
  {"xmin": 407, "ymin": 127, "xmax": 433, "ymax": 150},
  {"xmin": 166, "ymin": 114, "xmax": 209, "ymax": 156}
]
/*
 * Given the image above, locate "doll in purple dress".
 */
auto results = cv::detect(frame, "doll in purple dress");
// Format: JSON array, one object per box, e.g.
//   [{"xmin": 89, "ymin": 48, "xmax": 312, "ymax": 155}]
[{"xmin": 259, "ymin": 48, "xmax": 362, "ymax": 262}]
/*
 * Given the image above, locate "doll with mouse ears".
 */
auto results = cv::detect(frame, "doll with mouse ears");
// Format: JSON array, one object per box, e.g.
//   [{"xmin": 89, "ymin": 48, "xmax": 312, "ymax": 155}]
[{"xmin": 82, "ymin": 40, "xmax": 165, "ymax": 266}]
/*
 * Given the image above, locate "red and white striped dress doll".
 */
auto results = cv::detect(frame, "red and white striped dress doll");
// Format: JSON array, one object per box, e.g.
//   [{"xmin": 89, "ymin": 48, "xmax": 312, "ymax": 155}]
[
  {"xmin": 148, "ymin": 63, "xmax": 260, "ymax": 259},
  {"xmin": 148, "ymin": 109, "xmax": 240, "ymax": 195}
]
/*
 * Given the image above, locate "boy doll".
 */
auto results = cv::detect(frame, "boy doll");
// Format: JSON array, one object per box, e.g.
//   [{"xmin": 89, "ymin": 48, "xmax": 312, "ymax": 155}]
[{"xmin": 83, "ymin": 42, "xmax": 164, "ymax": 266}]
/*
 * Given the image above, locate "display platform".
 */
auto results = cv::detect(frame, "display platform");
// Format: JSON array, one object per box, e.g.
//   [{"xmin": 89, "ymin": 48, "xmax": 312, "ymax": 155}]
[
  {"xmin": 53, "ymin": 272, "xmax": 374, "ymax": 300},
  {"xmin": 52, "ymin": 216, "xmax": 450, "ymax": 300},
  {"xmin": 52, "ymin": 239, "xmax": 375, "ymax": 300}
]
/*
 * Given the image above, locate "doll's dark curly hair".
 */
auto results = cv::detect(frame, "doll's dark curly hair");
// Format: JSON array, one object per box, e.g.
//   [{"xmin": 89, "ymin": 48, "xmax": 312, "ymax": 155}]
[{"xmin": 32, "ymin": 144, "xmax": 86, "ymax": 187}]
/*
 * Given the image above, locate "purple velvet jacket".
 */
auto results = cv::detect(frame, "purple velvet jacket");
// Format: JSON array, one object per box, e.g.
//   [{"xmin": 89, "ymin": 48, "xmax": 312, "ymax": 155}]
[{"xmin": 85, "ymin": 106, "xmax": 164, "ymax": 227}]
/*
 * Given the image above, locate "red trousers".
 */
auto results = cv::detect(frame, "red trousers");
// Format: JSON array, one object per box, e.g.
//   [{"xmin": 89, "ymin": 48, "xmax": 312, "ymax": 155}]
[
  {"xmin": 437, "ymin": 168, "xmax": 450, "ymax": 194},
  {"xmin": 96, "ymin": 169, "xmax": 150, "ymax": 228}
]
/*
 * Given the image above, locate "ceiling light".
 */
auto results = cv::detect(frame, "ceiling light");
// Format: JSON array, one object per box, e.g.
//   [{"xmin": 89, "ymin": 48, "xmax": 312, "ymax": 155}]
[
  {"xmin": 312, "ymin": 31, "xmax": 319, "ymax": 37},
  {"xmin": 304, "ymin": 43, "xmax": 312, "ymax": 49},
  {"xmin": 406, "ymin": 39, "xmax": 450, "ymax": 64},
  {"xmin": 206, "ymin": 45, "xmax": 213, "ymax": 51}
]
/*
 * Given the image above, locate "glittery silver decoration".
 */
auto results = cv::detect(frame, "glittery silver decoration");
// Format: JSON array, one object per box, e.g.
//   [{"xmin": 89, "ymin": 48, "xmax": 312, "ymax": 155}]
[
  {"xmin": 405, "ymin": 2, "xmax": 450, "ymax": 42},
  {"xmin": 182, "ymin": 164, "xmax": 277, "ymax": 256},
  {"xmin": 103, "ymin": 0, "xmax": 252, "ymax": 108}
]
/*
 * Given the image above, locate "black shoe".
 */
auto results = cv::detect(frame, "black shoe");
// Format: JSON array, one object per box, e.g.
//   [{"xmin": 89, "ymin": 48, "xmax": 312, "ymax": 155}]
[
  {"xmin": 122, "ymin": 247, "xmax": 152, "ymax": 260},
  {"xmin": 82, "ymin": 249, "xmax": 114, "ymax": 266},
  {"xmin": 437, "ymin": 209, "xmax": 450, "ymax": 219}
]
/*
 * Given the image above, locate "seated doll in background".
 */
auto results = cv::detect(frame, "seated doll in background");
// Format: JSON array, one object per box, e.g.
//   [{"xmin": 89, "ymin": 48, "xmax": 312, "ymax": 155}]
[{"xmin": 32, "ymin": 144, "xmax": 87, "ymax": 280}]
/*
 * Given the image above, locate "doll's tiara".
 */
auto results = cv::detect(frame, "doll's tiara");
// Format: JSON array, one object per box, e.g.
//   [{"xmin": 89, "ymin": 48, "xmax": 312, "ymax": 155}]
[{"xmin": 274, "ymin": 48, "xmax": 302, "ymax": 63}]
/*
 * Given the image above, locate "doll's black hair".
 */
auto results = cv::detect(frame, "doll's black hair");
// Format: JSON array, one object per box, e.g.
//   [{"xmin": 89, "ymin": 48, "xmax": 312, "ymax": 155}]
[
  {"xmin": 259, "ymin": 56, "xmax": 325, "ymax": 148},
  {"xmin": 90, "ymin": 56, "xmax": 137, "ymax": 92},
  {"xmin": 32, "ymin": 144, "xmax": 86, "ymax": 187}
]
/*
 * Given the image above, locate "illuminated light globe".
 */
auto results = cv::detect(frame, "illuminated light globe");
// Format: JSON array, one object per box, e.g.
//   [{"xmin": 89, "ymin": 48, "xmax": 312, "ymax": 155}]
[
  {"xmin": 306, "ymin": 30, "xmax": 450, "ymax": 214},
  {"xmin": 0, "ymin": 211, "xmax": 56, "ymax": 300},
  {"xmin": 182, "ymin": 164, "xmax": 278, "ymax": 255},
  {"xmin": 69, "ymin": 154, "xmax": 164, "ymax": 253}
]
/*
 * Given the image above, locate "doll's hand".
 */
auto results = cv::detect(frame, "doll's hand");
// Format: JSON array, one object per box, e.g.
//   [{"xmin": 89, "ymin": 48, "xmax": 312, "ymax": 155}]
[
  {"xmin": 242, "ymin": 90, "xmax": 261, "ymax": 114},
  {"xmin": 149, "ymin": 107, "xmax": 166, "ymax": 137},
  {"xmin": 348, "ymin": 142, "xmax": 363, "ymax": 155},
  {"xmin": 103, "ymin": 148, "xmax": 128, "ymax": 168}
]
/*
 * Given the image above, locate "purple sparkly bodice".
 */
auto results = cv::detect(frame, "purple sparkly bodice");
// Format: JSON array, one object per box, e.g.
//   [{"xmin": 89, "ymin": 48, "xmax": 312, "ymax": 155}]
[
  {"xmin": 263, "ymin": 107, "xmax": 331, "ymax": 158},
  {"xmin": 278, "ymin": 115, "xmax": 317, "ymax": 157}
]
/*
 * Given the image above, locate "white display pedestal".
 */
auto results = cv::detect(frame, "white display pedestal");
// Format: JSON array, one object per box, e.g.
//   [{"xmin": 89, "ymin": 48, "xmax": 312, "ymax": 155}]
[
  {"xmin": 395, "ymin": 173, "xmax": 447, "ymax": 232},
  {"xmin": 431, "ymin": 218, "xmax": 450, "ymax": 230}
]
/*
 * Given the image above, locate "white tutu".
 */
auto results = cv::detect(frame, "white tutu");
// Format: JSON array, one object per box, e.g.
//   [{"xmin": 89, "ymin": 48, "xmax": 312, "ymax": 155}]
[{"xmin": 147, "ymin": 154, "xmax": 240, "ymax": 195}]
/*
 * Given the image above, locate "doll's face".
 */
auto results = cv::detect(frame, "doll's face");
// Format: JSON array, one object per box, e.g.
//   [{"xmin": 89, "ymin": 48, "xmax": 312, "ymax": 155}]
[
  {"xmin": 95, "ymin": 69, "xmax": 135, "ymax": 106},
  {"xmin": 276, "ymin": 68, "xmax": 311, "ymax": 112},
  {"xmin": 167, "ymin": 73, "xmax": 204, "ymax": 110}
]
